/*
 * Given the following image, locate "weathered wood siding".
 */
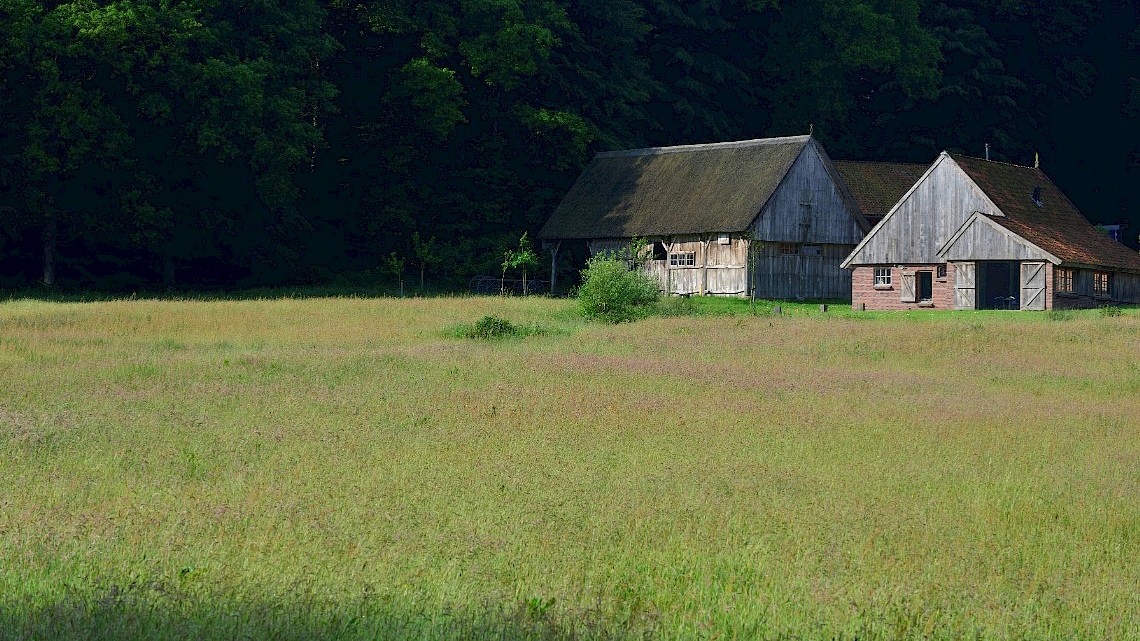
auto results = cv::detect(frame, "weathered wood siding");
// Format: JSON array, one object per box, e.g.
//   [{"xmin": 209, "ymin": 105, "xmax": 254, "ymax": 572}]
[
  {"xmin": 588, "ymin": 235, "xmax": 749, "ymax": 296},
  {"xmin": 751, "ymin": 144, "xmax": 864, "ymax": 245},
  {"xmin": 1115, "ymin": 272, "xmax": 1140, "ymax": 303},
  {"xmin": 1053, "ymin": 267, "xmax": 1140, "ymax": 308},
  {"xmin": 746, "ymin": 144, "xmax": 862, "ymax": 299},
  {"xmin": 846, "ymin": 155, "xmax": 1000, "ymax": 265},
  {"xmin": 753, "ymin": 243, "xmax": 852, "ymax": 299},
  {"xmin": 941, "ymin": 215, "xmax": 1054, "ymax": 262}
]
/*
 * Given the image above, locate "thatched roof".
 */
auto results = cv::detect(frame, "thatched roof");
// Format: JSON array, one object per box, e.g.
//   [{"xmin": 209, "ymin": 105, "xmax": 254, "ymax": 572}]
[
  {"xmin": 952, "ymin": 155, "xmax": 1140, "ymax": 272},
  {"xmin": 834, "ymin": 161, "xmax": 927, "ymax": 224},
  {"xmin": 538, "ymin": 136, "xmax": 811, "ymax": 240}
]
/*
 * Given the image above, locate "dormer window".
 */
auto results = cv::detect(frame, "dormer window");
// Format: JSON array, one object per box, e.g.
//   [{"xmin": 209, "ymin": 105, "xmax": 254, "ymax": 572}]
[{"xmin": 1031, "ymin": 186, "xmax": 1043, "ymax": 207}]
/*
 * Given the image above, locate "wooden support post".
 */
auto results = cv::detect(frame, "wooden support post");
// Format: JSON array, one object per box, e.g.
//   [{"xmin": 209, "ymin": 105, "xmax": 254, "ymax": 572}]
[
  {"xmin": 700, "ymin": 236, "xmax": 711, "ymax": 296},
  {"xmin": 549, "ymin": 240, "xmax": 562, "ymax": 296}
]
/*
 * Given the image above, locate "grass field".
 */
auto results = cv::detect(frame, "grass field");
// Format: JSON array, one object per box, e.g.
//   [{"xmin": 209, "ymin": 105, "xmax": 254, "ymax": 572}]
[{"xmin": 1, "ymin": 295, "xmax": 1138, "ymax": 640}]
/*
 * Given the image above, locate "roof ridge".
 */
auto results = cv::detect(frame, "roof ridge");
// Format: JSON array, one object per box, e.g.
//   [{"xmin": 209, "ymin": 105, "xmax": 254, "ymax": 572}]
[
  {"xmin": 597, "ymin": 135, "xmax": 810, "ymax": 158},
  {"xmin": 949, "ymin": 152, "xmax": 1042, "ymax": 172},
  {"xmin": 834, "ymin": 159, "xmax": 927, "ymax": 167}
]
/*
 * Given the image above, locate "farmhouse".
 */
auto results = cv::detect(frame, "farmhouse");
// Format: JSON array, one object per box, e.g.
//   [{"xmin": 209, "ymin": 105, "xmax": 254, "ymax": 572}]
[
  {"xmin": 538, "ymin": 135, "xmax": 869, "ymax": 299},
  {"xmin": 842, "ymin": 152, "xmax": 1140, "ymax": 310}
]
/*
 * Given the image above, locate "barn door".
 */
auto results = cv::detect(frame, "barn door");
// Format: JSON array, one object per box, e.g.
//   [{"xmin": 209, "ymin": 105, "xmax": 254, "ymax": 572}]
[
  {"xmin": 954, "ymin": 262, "xmax": 975, "ymax": 310},
  {"xmin": 899, "ymin": 272, "xmax": 916, "ymax": 303},
  {"xmin": 1020, "ymin": 262, "xmax": 1046, "ymax": 310}
]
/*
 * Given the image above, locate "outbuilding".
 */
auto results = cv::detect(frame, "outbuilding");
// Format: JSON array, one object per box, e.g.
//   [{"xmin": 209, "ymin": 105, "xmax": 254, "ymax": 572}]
[
  {"xmin": 842, "ymin": 152, "xmax": 1140, "ymax": 310},
  {"xmin": 538, "ymin": 135, "xmax": 869, "ymax": 299}
]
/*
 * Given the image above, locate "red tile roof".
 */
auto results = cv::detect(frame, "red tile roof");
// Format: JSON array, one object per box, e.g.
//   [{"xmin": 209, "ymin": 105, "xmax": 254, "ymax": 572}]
[
  {"xmin": 834, "ymin": 161, "xmax": 928, "ymax": 221},
  {"xmin": 952, "ymin": 155, "xmax": 1140, "ymax": 272}
]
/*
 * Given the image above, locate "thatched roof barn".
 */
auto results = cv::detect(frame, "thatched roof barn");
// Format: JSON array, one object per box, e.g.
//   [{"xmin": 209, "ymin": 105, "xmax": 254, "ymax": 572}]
[{"xmin": 539, "ymin": 136, "xmax": 869, "ymax": 299}]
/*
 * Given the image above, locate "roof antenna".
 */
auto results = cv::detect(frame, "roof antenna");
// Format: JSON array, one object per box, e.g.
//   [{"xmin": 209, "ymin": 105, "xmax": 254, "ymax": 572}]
[
  {"xmin": 808, "ymin": 123, "xmax": 813, "ymax": 137},
  {"xmin": 985, "ymin": 143, "xmax": 990, "ymax": 161},
  {"xmin": 1034, "ymin": 152, "xmax": 1039, "ymax": 169}
]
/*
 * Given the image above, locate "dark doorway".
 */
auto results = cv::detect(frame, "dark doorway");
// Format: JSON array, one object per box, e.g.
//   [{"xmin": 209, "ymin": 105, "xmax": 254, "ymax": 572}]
[
  {"xmin": 917, "ymin": 271, "xmax": 933, "ymax": 303},
  {"xmin": 977, "ymin": 261, "xmax": 1019, "ymax": 309}
]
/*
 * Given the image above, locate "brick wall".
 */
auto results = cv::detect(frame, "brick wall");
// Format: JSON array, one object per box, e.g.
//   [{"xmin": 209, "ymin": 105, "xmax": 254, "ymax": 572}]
[{"xmin": 851, "ymin": 264, "xmax": 956, "ymax": 311}]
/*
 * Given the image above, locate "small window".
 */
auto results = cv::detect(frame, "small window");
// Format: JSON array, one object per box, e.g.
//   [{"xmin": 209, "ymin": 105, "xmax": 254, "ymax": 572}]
[
  {"xmin": 936, "ymin": 264, "xmax": 947, "ymax": 279},
  {"xmin": 802, "ymin": 245, "xmax": 822, "ymax": 256},
  {"xmin": 1056, "ymin": 268, "xmax": 1074, "ymax": 293},
  {"xmin": 1031, "ymin": 186, "xmax": 1043, "ymax": 207},
  {"xmin": 874, "ymin": 267, "xmax": 892, "ymax": 287},
  {"xmin": 1094, "ymin": 271, "xmax": 1110, "ymax": 297},
  {"xmin": 669, "ymin": 252, "xmax": 696, "ymax": 267},
  {"xmin": 717, "ymin": 233, "xmax": 731, "ymax": 245},
  {"xmin": 651, "ymin": 241, "xmax": 667, "ymax": 261},
  {"xmin": 779, "ymin": 243, "xmax": 798, "ymax": 255}
]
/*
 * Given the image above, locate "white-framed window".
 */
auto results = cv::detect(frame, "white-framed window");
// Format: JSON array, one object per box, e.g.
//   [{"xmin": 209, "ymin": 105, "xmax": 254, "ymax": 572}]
[
  {"xmin": 1056, "ymin": 268, "xmax": 1074, "ymax": 293},
  {"xmin": 874, "ymin": 267, "xmax": 892, "ymax": 287},
  {"xmin": 669, "ymin": 252, "xmax": 696, "ymax": 267},
  {"xmin": 1094, "ymin": 271, "xmax": 1110, "ymax": 297}
]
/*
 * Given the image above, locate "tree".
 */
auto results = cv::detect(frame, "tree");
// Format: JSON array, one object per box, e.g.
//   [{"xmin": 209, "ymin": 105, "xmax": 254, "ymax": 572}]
[
  {"xmin": 502, "ymin": 231, "xmax": 540, "ymax": 295},
  {"xmin": 384, "ymin": 251, "xmax": 406, "ymax": 296},
  {"xmin": 412, "ymin": 231, "xmax": 440, "ymax": 291}
]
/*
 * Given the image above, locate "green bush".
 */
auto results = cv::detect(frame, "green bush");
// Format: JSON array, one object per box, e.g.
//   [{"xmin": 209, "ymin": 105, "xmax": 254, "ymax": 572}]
[
  {"xmin": 452, "ymin": 315, "xmax": 552, "ymax": 339},
  {"xmin": 577, "ymin": 255, "xmax": 659, "ymax": 323},
  {"xmin": 1099, "ymin": 305, "xmax": 1122, "ymax": 317},
  {"xmin": 464, "ymin": 315, "xmax": 521, "ymax": 339}
]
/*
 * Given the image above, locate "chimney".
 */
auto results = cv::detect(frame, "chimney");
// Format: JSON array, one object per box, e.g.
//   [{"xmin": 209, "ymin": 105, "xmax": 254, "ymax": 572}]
[{"xmin": 985, "ymin": 143, "xmax": 990, "ymax": 161}]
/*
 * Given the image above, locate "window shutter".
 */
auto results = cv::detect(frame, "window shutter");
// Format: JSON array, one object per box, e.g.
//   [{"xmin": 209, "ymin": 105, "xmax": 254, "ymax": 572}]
[{"xmin": 900, "ymin": 272, "xmax": 916, "ymax": 303}]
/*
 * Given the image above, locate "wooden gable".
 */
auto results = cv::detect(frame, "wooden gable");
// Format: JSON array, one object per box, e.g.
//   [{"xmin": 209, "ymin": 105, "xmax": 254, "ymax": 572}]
[
  {"xmin": 842, "ymin": 153, "xmax": 1003, "ymax": 267},
  {"xmin": 752, "ymin": 142, "xmax": 866, "ymax": 245},
  {"xmin": 938, "ymin": 212, "xmax": 1059, "ymax": 263}
]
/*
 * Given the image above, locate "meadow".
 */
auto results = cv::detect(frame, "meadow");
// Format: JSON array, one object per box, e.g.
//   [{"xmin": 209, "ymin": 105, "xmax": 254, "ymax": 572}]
[{"xmin": 1, "ymin": 295, "xmax": 1138, "ymax": 640}]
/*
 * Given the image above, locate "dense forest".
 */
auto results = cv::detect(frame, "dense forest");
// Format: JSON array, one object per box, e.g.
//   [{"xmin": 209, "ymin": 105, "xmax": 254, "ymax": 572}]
[{"xmin": 1, "ymin": 0, "xmax": 1136, "ymax": 291}]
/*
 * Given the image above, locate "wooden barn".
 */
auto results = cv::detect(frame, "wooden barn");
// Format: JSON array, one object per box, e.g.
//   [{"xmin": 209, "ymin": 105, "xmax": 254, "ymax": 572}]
[
  {"xmin": 842, "ymin": 152, "xmax": 1140, "ymax": 310},
  {"xmin": 538, "ymin": 136, "xmax": 869, "ymax": 299}
]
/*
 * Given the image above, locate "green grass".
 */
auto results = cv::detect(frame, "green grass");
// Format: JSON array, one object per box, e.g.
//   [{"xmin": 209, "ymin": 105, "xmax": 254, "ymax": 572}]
[{"xmin": 1, "ymin": 296, "xmax": 1138, "ymax": 640}]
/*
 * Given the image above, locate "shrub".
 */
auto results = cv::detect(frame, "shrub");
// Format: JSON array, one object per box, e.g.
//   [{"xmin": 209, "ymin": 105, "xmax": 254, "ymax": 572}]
[
  {"xmin": 577, "ymin": 254, "xmax": 659, "ymax": 323},
  {"xmin": 459, "ymin": 315, "xmax": 521, "ymax": 339},
  {"xmin": 1099, "ymin": 305, "xmax": 1122, "ymax": 317},
  {"xmin": 454, "ymin": 315, "xmax": 550, "ymax": 339}
]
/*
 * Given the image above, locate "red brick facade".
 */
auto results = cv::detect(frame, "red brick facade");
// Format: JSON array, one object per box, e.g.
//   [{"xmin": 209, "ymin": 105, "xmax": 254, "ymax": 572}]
[
  {"xmin": 852, "ymin": 264, "xmax": 956, "ymax": 311},
  {"xmin": 854, "ymin": 262, "xmax": 1067, "ymax": 311}
]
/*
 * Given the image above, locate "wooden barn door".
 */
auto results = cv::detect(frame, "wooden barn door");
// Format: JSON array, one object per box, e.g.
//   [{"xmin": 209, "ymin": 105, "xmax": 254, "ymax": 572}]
[
  {"xmin": 954, "ymin": 262, "xmax": 975, "ymax": 310},
  {"xmin": 1020, "ymin": 262, "xmax": 1046, "ymax": 310}
]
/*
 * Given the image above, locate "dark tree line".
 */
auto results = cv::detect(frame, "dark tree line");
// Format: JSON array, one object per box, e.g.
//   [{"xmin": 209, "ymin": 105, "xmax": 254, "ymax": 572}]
[{"xmin": 0, "ymin": 0, "xmax": 1135, "ymax": 291}]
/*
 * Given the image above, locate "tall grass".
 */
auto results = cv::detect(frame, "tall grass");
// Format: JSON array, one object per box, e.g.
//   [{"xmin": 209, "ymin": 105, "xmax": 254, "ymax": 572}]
[{"xmin": 1, "ymin": 296, "xmax": 1137, "ymax": 640}]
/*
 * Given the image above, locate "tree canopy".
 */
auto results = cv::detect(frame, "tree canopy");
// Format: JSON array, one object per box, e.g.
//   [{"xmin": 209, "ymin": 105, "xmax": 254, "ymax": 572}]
[{"xmin": 0, "ymin": 0, "xmax": 1134, "ymax": 290}]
